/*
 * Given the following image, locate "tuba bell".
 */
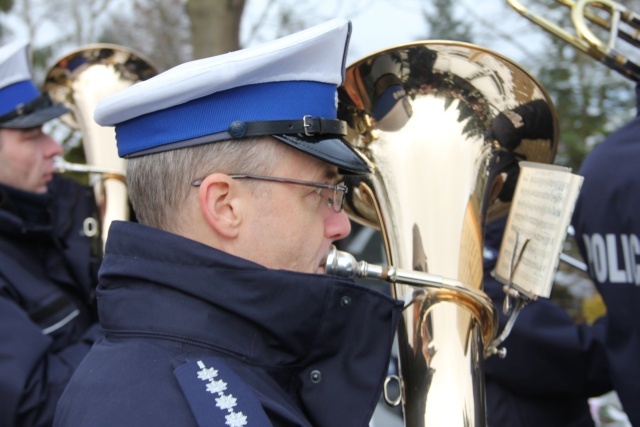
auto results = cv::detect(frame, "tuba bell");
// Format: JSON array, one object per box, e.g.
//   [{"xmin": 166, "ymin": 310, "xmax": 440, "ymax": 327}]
[
  {"xmin": 44, "ymin": 44, "xmax": 157, "ymax": 247},
  {"xmin": 335, "ymin": 42, "xmax": 558, "ymax": 426}
]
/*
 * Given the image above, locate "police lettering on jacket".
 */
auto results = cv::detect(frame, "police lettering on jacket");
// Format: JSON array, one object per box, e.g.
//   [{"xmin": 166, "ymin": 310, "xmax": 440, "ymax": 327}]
[{"xmin": 581, "ymin": 233, "xmax": 640, "ymax": 285}]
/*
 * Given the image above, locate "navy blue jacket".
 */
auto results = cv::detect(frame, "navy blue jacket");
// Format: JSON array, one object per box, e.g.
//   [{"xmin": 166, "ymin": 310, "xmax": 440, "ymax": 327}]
[
  {"xmin": 571, "ymin": 84, "xmax": 640, "ymax": 426},
  {"xmin": 483, "ymin": 218, "xmax": 611, "ymax": 427},
  {"xmin": 0, "ymin": 175, "xmax": 102, "ymax": 427},
  {"xmin": 54, "ymin": 221, "xmax": 403, "ymax": 427}
]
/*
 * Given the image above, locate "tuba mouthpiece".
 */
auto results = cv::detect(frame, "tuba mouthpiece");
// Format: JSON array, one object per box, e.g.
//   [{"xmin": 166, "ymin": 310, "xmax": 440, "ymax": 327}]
[
  {"xmin": 325, "ymin": 245, "xmax": 359, "ymax": 278},
  {"xmin": 325, "ymin": 245, "xmax": 389, "ymax": 281}
]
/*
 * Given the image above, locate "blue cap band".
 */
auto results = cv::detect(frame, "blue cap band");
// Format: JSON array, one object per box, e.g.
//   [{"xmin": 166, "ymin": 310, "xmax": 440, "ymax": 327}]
[
  {"xmin": 115, "ymin": 81, "xmax": 338, "ymax": 156},
  {"xmin": 0, "ymin": 80, "xmax": 39, "ymax": 116}
]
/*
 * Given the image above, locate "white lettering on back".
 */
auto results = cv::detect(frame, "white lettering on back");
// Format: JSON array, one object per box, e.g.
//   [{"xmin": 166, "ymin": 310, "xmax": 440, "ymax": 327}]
[{"xmin": 582, "ymin": 232, "xmax": 640, "ymax": 286}]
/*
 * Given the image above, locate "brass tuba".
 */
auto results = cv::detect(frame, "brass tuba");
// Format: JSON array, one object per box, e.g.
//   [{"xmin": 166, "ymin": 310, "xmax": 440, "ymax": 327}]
[
  {"xmin": 335, "ymin": 42, "xmax": 558, "ymax": 426},
  {"xmin": 44, "ymin": 44, "xmax": 157, "ymax": 246}
]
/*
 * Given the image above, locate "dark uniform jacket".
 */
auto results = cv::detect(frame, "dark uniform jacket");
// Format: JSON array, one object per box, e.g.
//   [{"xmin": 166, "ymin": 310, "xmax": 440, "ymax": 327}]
[
  {"xmin": 0, "ymin": 175, "xmax": 102, "ymax": 427},
  {"xmin": 54, "ymin": 221, "xmax": 402, "ymax": 427},
  {"xmin": 572, "ymin": 85, "xmax": 640, "ymax": 426},
  {"xmin": 483, "ymin": 218, "xmax": 611, "ymax": 427}
]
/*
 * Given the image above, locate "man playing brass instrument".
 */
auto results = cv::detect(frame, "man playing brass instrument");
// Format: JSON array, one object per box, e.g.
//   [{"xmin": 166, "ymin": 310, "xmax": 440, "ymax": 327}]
[
  {"xmin": 0, "ymin": 40, "xmax": 102, "ymax": 426},
  {"xmin": 54, "ymin": 19, "xmax": 402, "ymax": 427}
]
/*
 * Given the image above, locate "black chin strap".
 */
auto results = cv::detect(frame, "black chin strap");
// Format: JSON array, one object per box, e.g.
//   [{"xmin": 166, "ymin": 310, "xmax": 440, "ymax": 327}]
[
  {"xmin": 0, "ymin": 93, "xmax": 53, "ymax": 125},
  {"xmin": 227, "ymin": 116, "xmax": 347, "ymax": 139}
]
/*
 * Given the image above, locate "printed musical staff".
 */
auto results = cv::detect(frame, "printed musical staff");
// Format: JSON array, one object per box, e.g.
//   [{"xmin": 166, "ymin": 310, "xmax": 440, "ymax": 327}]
[{"xmin": 494, "ymin": 161, "xmax": 584, "ymax": 298}]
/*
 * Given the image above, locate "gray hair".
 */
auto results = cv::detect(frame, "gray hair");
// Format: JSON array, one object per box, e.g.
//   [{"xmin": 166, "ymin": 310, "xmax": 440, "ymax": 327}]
[{"xmin": 127, "ymin": 137, "xmax": 285, "ymax": 231}]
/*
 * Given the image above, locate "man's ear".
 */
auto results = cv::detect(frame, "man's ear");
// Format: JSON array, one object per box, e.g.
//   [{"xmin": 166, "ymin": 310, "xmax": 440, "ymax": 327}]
[{"xmin": 197, "ymin": 173, "xmax": 242, "ymax": 239}]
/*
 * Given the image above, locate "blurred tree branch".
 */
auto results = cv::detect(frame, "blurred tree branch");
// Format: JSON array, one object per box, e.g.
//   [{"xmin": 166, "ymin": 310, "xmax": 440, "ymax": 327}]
[{"xmin": 186, "ymin": 0, "xmax": 245, "ymax": 58}]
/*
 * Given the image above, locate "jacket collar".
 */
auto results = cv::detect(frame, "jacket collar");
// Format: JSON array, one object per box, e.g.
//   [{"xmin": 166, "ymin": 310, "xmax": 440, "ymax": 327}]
[{"xmin": 98, "ymin": 220, "xmax": 402, "ymax": 365}]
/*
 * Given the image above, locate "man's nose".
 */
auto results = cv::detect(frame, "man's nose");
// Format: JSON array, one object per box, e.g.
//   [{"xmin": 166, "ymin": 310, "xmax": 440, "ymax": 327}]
[
  {"xmin": 326, "ymin": 209, "xmax": 352, "ymax": 242},
  {"xmin": 43, "ymin": 133, "xmax": 63, "ymax": 157}
]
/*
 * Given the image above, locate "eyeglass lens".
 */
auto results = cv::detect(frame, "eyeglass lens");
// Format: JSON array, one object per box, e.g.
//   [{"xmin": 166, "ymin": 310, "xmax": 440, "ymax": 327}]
[{"xmin": 330, "ymin": 185, "xmax": 346, "ymax": 213}]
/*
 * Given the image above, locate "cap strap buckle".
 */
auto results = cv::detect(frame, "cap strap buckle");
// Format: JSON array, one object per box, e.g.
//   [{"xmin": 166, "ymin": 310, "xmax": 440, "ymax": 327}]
[
  {"xmin": 303, "ymin": 115, "xmax": 315, "ymax": 136},
  {"xmin": 0, "ymin": 93, "xmax": 54, "ymax": 124}
]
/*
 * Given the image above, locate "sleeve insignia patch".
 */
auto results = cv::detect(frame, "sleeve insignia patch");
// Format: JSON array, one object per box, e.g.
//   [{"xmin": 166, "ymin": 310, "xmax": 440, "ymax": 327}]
[{"xmin": 174, "ymin": 357, "xmax": 272, "ymax": 427}]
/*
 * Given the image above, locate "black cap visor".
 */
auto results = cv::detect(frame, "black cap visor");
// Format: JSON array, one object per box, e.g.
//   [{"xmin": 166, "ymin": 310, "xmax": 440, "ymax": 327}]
[
  {"xmin": 272, "ymin": 133, "xmax": 372, "ymax": 175},
  {"xmin": 0, "ymin": 94, "xmax": 70, "ymax": 129}
]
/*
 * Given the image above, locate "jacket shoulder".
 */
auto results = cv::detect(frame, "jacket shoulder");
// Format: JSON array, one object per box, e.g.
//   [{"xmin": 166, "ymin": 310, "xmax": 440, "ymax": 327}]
[{"xmin": 174, "ymin": 357, "xmax": 272, "ymax": 427}]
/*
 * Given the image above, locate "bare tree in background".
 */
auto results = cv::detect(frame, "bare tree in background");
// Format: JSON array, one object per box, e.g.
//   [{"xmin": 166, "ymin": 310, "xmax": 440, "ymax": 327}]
[
  {"xmin": 186, "ymin": 0, "xmax": 245, "ymax": 58},
  {"xmin": 422, "ymin": 0, "xmax": 473, "ymax": 42},
  {"xmin": 184, "ymin": 0, "xmax": 362, "ymax": 59},
  {"xmin": 3, "ymin": 0, "xmax": 385, "ymax": 69},
  {"xmin": 242, "ymin": 0, "xmax": 371, "ymax": 46},
  {"xmin": 47, "ymin": 0, "xmax": 112, "ymax": 46},
  {"xmin": 101, "ymin": 0, "xmax": 191, "ymax": 71},
  {"xmin": 0, "ymin": 0, "xmax": 13, "ymax": 38},
  {"xmin": 9, "ymin": 0, "xmax": 48, "ymax": 42},
  {"xmin": 3, "ymin": 0, "xmax": 118, "ymax": 75},
  {"xmin": 6, "ymin": 0, "xmax": 114, "ymax": 49},
  {"xmin": 4, "ymin": 0, "xmax": 189, "ymax": 71}
]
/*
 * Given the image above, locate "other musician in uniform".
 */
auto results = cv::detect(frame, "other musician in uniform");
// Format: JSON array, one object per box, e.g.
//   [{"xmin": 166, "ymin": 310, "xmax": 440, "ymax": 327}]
[
  {"xmin": 572, "ymin": 83, "xmax": 640, "ymax": 426},
  {"xmin": 481, "ymin": 101, "xmax": 612, "ymax": 427},
  {"xmin": 0, "ymin": 40, "xmax": 102, "ymax": 426},
  {"xmin": 483, "ymin": 217, "xmax": 611, "ymax": 427},
  {"xmin": 54, "ymin": 19, "xmax": 402, "ymax": 427}
]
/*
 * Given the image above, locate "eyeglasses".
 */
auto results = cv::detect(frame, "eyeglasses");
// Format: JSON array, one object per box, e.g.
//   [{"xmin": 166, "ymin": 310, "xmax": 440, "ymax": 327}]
[{"xmin": 191, "ymin": 174, "xmax": 348, "ymax": 213}]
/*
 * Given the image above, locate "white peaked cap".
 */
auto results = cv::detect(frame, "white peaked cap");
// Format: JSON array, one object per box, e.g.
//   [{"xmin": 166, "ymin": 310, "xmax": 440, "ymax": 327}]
[
  {"xmin": 0, "ymin": 39, "xmax": 32, "ymax": 92},
  {"xmin": 89, "ymin": 18, "xmax": 371, "ymax": 175},
  {"xmin": 94, "ymin": 18, "xmax": 351, "ymax": 126},
  {"xmin": 0, "ymin": 39, "xmax": 69, "ymax": 127}
]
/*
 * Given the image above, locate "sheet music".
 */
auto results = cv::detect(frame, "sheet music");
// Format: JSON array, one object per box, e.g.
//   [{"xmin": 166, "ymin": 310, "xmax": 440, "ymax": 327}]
[{"xmin": 494, "ymin": 161, "xmax": 584, "ymax": 298}]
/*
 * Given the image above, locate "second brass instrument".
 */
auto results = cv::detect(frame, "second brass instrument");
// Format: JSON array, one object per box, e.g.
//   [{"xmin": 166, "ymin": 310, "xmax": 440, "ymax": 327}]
[
  {"xmin": 45, "ymin": 45, "xmax": 157, "ymax": 246},
  {"xmin": 507, "ymin": 0, "xmax": 640, "ymax": 81}
]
